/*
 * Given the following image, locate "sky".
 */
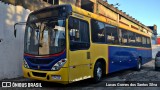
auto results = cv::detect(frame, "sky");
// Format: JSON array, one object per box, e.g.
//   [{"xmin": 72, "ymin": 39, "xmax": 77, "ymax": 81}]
[{"xmin": 107, "ymin": 0, "xmax": 160, "ymax": 35}]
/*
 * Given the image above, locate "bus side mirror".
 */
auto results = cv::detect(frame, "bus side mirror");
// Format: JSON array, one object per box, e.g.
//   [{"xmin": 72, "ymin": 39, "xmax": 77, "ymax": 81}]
[
  {"xmin": 14, "ymin": 29, "xmax": 17, "ymax": 37},
  {"xmin": 14, "ymin": 22, "xmax": 26, "ymax": 38},
  {"xmin": 14, "ymin": 23, "xmax": 18, "ymax": 38}
]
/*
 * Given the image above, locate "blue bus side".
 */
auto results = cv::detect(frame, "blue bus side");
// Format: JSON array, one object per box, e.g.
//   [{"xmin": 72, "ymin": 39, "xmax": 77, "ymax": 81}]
[{"xmin": 108, "ymin": 46, "xmax": 152, "ymax": 73}]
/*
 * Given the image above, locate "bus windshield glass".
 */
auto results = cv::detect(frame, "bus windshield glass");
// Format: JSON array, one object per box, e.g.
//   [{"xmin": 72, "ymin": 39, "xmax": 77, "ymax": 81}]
[{"xmin": 24, "ymin": 17, "xmax": 66, "ymax": 55}]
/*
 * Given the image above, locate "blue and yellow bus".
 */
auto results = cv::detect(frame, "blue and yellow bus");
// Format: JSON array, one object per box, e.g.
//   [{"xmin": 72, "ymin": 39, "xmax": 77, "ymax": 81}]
[{"xmin": 15, "ymin": 4, "xmax": 152, "ymax": 84}]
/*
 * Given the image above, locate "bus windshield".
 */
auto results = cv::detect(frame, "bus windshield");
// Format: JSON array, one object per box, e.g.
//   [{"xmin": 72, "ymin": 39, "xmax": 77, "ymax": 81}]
[{"xmin": 24, "ymin": 18, "xmax": 66, "ymax": 55}]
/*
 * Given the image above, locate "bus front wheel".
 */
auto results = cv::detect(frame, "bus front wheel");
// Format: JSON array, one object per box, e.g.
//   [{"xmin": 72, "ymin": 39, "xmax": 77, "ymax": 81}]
[{"xmin": 93, "ymin": 62, "xmax": 102, "ymax": 83}]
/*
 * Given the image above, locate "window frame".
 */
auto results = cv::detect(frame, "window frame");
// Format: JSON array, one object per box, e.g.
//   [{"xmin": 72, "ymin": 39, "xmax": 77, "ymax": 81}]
[
  {"xmin": 128, "ymin": 31, "xmax": 136, "ymax": 46},
  {"xmin": 90, "ymin": 19, "xmax": 151, "ymax": 48},
  {"xmin": 91, "ymin": 19, "xmax": 105, "ymax": 43},
  {"xmin": 146, "ymin": 37, "xmax": 151, "ymax": 48},
  {"xmin": 91, "ymin": 19, "xmax": 118, "ymax": 44},
  {"xmin": 120, "ymin": 28, "xmax": 129, "ymax": 45},
  {"xmin": 105, "ymin": 23, "xmax": 119, "ymax": 44}
]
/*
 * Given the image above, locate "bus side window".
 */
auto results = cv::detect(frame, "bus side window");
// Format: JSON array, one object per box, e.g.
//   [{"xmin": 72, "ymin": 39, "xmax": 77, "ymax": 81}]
[
  {"xmin": 105, "ymin": 24, "xmax": 118, "ymax": 44},
  {"xmin": 128, "ymin": 31, "xmax": 136, "ymax": 46},
  {"xmin": 121, "ymin": 29, "xmax": 129, "ymax": 45},
  {"xmin": 91, "ymin": 19, "xmax": 105, "ymax": 43},
  {"xmin": 147, "ymin": 37, "xmax": 151, "ymax": 48},
  {"xmin": 69, "ymin": 18, "xmax": 81, "ymax": 41},
  {"xmin": 142, "ymin": 36, "xmax": 147, "ymax": 47},
  {"xmin": 135, "ymin": 34, "xmax": 142, "ymax": 47},
  {"xmin": 68, "ymin": 17, "xmax": 73, "ymax": 29},
  {"xmin": 69, "ymin": 17, "xmax": 90, "ymax": 50},
  {"xmin": 118, "ymin": 29, "xmax": 122, "ymax": 44}
]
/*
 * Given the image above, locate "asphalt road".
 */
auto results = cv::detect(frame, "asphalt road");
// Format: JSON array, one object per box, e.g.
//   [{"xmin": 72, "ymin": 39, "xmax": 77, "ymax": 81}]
[{"xmin": 1, "ymin": 60, "xmax": 160, "ymax": 90}]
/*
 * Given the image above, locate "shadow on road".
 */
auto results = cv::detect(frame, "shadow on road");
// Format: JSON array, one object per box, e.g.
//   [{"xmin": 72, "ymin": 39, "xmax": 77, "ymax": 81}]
[
  {"xmin": 36, "ymin": 69, "xmax": 137, "ymax": 87},
  {"xmin": 22, "ymin": 67, "xmax": 154, "ymax": 87}
]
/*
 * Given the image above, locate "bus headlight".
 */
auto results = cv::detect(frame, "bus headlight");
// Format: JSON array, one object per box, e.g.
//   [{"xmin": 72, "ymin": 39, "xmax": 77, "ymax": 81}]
[
  {"xmin": 51, "ymin": 59, "xmax": 67, "ymax": 71},
  {"xmin": 23, "ymin": 59, "xmax": 30, "ymax": 68}
]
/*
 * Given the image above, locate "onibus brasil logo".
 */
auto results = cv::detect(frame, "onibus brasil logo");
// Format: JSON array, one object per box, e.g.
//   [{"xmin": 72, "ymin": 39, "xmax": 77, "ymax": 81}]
[{"xmin": 2, "ymin": 82, "xmax": 42, "ymax": 88}]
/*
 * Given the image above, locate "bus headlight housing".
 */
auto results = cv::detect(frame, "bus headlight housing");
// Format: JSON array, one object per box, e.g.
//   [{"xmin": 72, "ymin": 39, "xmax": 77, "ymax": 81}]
[
  {"xmin": 51, "ymin": 59, "xmax": 67, "ymax": 71},
  {"xmin": 23, "ymin": 59, "xmax": 30, "ymax": 68}
]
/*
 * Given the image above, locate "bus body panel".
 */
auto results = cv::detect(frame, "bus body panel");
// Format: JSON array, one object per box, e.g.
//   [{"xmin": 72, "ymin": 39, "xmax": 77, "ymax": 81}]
[
  {"xmin": 90, "ymin": 44, "xmax": 109, "ymax": 75},
  {"xmin": 68, "ymin": 14, "xmax": 92, "ymax": 83},
  {"xmin": 108, "ymin": 45, "xmax": 152, "ymax": 73},
  {"xmin": 137, "ymin": 48, "xmax": 152, "ymax": 64},
  {"xmin": 22, "ymin": 66, "xmax": 69, "ymax": 84}
]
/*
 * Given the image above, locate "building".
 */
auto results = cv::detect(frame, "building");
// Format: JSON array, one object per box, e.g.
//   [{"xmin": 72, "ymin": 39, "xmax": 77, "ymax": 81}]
[
  {"xmin": 148, "ymin": 25, "xmax": 158, "ymax": 58},
  {"xmin": 148, "ymin": 25, "xmax": 157, "ymax": 45},
  {"xmin": 0, "ymin": 0, "xmax": 155, "ymax": 79},
  {"xmin": 157, "ymin": 36, "xmax": 160, "ymax": 44}
]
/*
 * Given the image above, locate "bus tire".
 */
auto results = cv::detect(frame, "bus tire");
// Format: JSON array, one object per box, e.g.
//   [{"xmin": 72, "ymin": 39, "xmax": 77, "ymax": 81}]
[
  {"xmin": 135, "ymin": 58, "xmax": 142, "ymax": 71},
  {"xmin": 93, "ymin": 62, "xmax": 103, "ymax": 83},
  {"xmin": 155, "ymin": 67, "xmax": 158, "ymax": 71}
]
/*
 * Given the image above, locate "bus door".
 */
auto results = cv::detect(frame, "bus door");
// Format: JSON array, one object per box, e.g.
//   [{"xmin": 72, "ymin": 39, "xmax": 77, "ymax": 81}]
[{"xmin": 68, "ymin": 16, "xmax": 91, "ymax": 82}]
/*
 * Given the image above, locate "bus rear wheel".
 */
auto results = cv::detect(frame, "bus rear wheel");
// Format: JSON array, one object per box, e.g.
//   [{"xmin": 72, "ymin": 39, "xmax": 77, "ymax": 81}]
[
  {"xmin": 93, "ymin": 62, "xmax": 103, "ymax": 83},
  {"xmin": 135, "ymin": 58, "xmax": 142, "ymax": 71}
]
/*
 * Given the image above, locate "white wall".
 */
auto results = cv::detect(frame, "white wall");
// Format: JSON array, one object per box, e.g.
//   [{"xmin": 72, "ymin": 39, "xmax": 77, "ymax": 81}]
[
  {"xmin": 151, "ymin": 34, "xmax": 157, "ymax": 45},
  {"xmin": 152, "ymin": 40, "xmax": 156, "ymax": 45},
  {"xmin": 0, "ymin": 1, "xmax": 31, "ymax": 79}
]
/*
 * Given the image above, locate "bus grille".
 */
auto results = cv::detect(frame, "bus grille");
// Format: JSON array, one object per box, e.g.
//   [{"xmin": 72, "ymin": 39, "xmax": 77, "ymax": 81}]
[
  {"xmin": 28, "ymin": 58, "xmax": 53, "ymax": 64},
  {"xmin": 32, "ymin": 72, "xmax": 46, "ymax": 77}
]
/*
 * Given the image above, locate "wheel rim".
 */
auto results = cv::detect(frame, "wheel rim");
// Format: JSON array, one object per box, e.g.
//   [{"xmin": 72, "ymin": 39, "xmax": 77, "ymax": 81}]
[
  {"xmin": 138, "ymin": 61, "xmax": 141, "ymax": 69},
  {"xmin": 97, "ymin": 67, "xmax": 102, "ymax": 80}
]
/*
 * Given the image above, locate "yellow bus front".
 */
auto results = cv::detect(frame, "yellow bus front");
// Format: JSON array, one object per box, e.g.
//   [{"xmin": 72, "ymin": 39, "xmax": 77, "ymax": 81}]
[{"xmin": 22, "ymin": 5, "xmax": 95, "ymax": 84}]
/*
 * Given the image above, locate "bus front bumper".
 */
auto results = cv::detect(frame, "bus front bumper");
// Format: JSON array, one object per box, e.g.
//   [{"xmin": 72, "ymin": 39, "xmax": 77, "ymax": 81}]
[{"xmin": 22, "ymin": 66, "xmax": 69, "ymax": 84}]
